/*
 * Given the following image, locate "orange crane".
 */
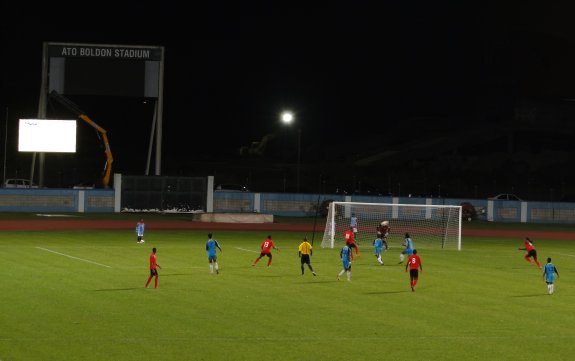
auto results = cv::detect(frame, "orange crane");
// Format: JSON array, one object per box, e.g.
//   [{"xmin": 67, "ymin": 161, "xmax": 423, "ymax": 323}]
[{"xmin": 49, "ymin": 90, "xmax": 113, "ymax": 188}]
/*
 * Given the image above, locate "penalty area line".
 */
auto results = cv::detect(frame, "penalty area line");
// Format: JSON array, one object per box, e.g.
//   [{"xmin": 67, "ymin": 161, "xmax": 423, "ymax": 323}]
[
  {"xmin": 36, "ymin": 247, "xmax": 112, "ymax": 268},
  {"xmin": 234, "ymin": 247, "xmax": 258, "ymax": 253}
]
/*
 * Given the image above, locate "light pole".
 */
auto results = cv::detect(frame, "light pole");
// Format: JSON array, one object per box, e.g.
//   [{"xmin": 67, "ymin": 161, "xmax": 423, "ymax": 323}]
[{"xmin": 281, "ymin": 111, "xmax": 301, "ymax": 193}]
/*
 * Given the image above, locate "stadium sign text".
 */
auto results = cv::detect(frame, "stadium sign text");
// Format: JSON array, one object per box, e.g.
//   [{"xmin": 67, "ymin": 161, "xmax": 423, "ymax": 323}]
[{"xmin": 49, "ymin": 44, "xmax": 162, "ymax": 60}]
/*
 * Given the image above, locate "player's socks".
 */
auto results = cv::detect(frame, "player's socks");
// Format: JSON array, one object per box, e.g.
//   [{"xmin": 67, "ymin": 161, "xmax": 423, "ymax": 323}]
[
  {"xmin": 145, "ymin": 276, "xmax": 152, "ymax": 288},
  {"xmin": 535, "ymin": 261, "xmax": 541, "ymax": 268},
  {"xmin": 215, "ymin": 263, "xmax": 219, "ymax": 274},
  {"xmin": 347, "ymin": 271, "xmax": 351, "ymax": 281},
  {"xmin": 154, "ymin": 277, "xmax": 158, "ymax": 288},
  {"xmin": 209, "ymin": 264, "xmax": 213, "ymax": 273}
]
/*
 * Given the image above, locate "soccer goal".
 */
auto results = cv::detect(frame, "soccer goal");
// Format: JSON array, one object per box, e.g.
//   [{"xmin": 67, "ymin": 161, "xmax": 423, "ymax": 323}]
[{"xmin": 321, "ymin": 201, "xmax": 462, "ymax": 250}]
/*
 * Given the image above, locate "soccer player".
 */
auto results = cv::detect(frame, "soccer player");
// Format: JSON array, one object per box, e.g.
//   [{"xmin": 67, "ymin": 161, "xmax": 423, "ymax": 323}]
[
  {"xmin": 405, "ymin": 249, "xmax": 422, "ymax": 291},
  {"xmin": 253, "ymin": 235, "xmax": 279, "ymax": 267},
  {"xmin": 344, "ymin": 226, "xmax": 359, "ymax": 260},
  {"xmin": 399, "ymin": 233, "xmax": 414, "ymax": 263},
  {"xmin": 145, "ymin": 247, "xmax": 161, "ymax": 288},
  {"xmin": 350, "ymin": 213, "xmax": 359, "ymax": 240},
  {"xmin": 337, "ymin": 244, "xmax": 352, "ymax": 281},
  {"xmin": 298, "ymin": 236, "xmax": 316, "ymax": 276},
  {"xmin": 376, "ymin": 220, "xmax": 390, "ymax": 250},
  {"xmin": 206, "ymin": 233, "xmax": 222, "ymax": 274},
  {"xmin": 543, "ymin": 257, "xmax": 559, "ymax": 295},
  {"xmin": 373, "ymin": 236, "xmax": 384, "ymax": 265},
  {"xmin": 518, "ymin": 237, "xmax": 542, "ymax": 269},
  {"xmin": 136, "ymin": 218, "xmax": 145, "ymax": 244}
]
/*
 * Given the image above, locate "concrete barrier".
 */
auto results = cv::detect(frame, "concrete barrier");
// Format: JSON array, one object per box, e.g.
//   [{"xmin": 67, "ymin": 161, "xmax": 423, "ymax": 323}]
[{"xmin": 192, "ymin": 213, "xmax": 274, "ymax": 223}]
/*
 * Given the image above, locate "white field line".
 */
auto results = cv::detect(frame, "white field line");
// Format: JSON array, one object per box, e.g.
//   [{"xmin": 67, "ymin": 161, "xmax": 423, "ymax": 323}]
[
  {"xmin": 36, "ymin": 247, "xmax": 112, "ymax": 268},
  {"xmin": 1, "ymin": 335, "xmax": 574, "ymax": 342},
  {"xmin": 234, "ymin": 247, "xmax": 258, "ymax": 253}
]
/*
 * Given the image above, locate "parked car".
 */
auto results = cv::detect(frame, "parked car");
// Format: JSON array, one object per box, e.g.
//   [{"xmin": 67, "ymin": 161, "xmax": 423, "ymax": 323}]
[
  {"xmin": 214, "ymin": 184, "xmax": 250, "ymax": 192},
  {"xmin": 3, "ymin": 178, "xmax": 39, "ymax": 188},
  {"xmin": 488, "ymin": 193, "xmax": 523, "ymax": 201}
]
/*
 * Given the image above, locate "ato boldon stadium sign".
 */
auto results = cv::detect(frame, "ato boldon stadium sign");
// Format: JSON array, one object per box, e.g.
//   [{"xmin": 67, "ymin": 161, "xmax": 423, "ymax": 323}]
[
  {"xmin": 48, "ymin": 44, "xmax": 162, "ymax": 61},
  {"xmin": 46, "ymin": 42, "xmax": 164, "ymax": 97}
]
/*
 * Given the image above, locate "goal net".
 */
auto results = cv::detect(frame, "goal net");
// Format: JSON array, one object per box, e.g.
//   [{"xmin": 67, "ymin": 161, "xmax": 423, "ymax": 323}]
[{"xmin": 321, "ymin": 201, "xmax": 462, "ymax": 250}]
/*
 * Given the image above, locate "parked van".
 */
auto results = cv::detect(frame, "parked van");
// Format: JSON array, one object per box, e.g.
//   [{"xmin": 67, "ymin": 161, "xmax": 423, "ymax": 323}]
[{"xmin": 3, "ymin": 178, "xmax": 38, "ymax": 188}]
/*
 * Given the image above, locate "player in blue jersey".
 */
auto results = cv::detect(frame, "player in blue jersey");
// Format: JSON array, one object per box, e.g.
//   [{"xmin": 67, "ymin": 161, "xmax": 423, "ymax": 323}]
[
  {"xmin": 399, "ymin": 233, "xmax": 414, "ymax": 263},
  {"xmin": 350, "ymin": 213, "xmax": 359, "ymax": 240},
  {"xmin": 542, "ymin": 257, "xmax": 559, "ymax": 295},
  {"xmin": 337, "ymin": 244, "xmax": 352, "ymax": 281},
  {"xmin": 373, "ymin": 236, "xmax": 384, "ymax": 265},
  {"xmin": 205, "ymin": 233, "xmax": 222, "ymax": 274},
  {"xmin": 135, "ymin": 218, "xmax": 145, "ymax": 244}
]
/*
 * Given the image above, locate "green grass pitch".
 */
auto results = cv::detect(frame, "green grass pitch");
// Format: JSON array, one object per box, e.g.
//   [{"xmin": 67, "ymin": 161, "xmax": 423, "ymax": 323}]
[{"xmin": 0, "ymin": 229, "xmax": 573, "ymax": 360}]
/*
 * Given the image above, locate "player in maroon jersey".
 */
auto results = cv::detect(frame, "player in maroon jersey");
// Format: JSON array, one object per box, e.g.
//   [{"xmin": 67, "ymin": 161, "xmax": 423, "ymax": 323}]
[
  {"xmin": 145, "ymin": 247, "xmax": 161, "ymax": 288},
  {"xmin": 405, "ymin": 249, "xmax": 423, "ymax": 292},
  {"xmin": 252, "ymin": 235, "xmax": 280, "ymax": 267},
  {"xmin": 376, "ymin": 221, "xmax": 390, "ymax": 250}
]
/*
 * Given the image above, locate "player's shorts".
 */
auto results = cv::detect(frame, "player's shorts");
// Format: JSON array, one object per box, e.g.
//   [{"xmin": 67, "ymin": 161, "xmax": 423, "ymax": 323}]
[
  {"xmin": 149, "ymin": 268, "xmax": 158, "ymax": 276},
  {"xmin": 342, "ymin": 259, "xmax": 351, "ymax": 270},
  {"xmin": 346, "ymin": 242, "xmax": 357, "ymax": 248},
  {"xmin": 208, "ymin": 255, "xmax": 217, "ymax": 262},
  {"xmin": 301, "ymin": 254, "xmax": 311, "ymax": 264},
  {"xmin": 260, "ymin": 252, "xmax": 272, "ymax": 258},
  {"xmin": 409, "ymin": 269, "xmax": 419, "ymax": 278},
  {"xmin": 352, "ymin": 227, "xmax": 358, "ymax": 233},
  {"xmin": 406, "ymin": 248, "xmax": 414, "ymax": 256},
  {"xmin": 527, "ymin": 250, "xmax": 537, "ymax": 258}
]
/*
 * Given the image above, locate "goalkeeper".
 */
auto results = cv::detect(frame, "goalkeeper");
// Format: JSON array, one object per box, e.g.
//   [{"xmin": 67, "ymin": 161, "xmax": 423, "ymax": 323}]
[{"xmin": 376, "ymin": 221, "xmax": 390, "ymax": 250}]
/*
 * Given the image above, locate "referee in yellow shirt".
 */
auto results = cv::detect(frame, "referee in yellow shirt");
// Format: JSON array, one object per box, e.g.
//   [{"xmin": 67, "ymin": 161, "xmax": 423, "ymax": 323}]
[{"xmin": 298, "ymin": 237, "xmax": 316, "ymax": 276}]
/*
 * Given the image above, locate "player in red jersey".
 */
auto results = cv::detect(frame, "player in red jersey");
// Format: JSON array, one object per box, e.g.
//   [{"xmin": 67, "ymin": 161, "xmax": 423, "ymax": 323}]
[
  {"xmin": 252, "ymin": 235, "xmax": 280, "ymax": 267},
  {"xmin": 344, "ymin": 227, "xmax": 359, "ymax": 259},
  {"xmin": 518, "ymin": 237, "xmax": 541, "ymax": 269},
  {"xmin": 405, "ymin": 249, "xmax": 423, "ymax": 292},
  {"xmin": 145, "ymin": 247, "xmax": 161, "ymax": 288}
]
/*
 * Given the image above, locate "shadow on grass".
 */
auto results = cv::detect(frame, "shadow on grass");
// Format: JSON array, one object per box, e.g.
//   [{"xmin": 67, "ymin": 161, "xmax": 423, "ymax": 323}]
[
  {"xmin": 94, "ymin": 287, "xmax": 141, "ymax": 291},
  {"xmin": 160, "ymin": 273, "xmax": 190, "ymax": 277},
  {"xmin": 364, "ymin": 290, "xmax": 409, "ymax": 295}
]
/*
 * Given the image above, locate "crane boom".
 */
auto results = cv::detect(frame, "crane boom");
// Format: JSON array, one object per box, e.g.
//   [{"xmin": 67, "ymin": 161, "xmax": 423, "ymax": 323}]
[{"xmin": 49, "ymin": 90, "xmax": 113, "ymax": 188}]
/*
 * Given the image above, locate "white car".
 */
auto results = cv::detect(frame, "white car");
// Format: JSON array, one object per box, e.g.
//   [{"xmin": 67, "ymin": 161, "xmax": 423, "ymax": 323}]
[
  {"xmin": 489, "ymin": 193, "xmax": 523, "ymax": 201},
  {"xmin": 3, "ymin": 178, "xmax": 38, "ymax": 188},
  {"xmin": 215, "ymin": 184, "xmax": 250, "ymax": 192}
]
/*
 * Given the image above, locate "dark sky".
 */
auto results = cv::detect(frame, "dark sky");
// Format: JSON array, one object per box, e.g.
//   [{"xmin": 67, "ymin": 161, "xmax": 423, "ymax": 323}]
[{"xmin": 2, "ymin": 2, "xmax": 575, "ymax": 190}]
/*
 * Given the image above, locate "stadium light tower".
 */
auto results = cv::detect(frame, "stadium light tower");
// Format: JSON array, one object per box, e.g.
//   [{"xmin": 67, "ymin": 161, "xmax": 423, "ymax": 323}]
[{"xmin": 280, "ymin": 111, "xmax": 301, "ymax": 192}]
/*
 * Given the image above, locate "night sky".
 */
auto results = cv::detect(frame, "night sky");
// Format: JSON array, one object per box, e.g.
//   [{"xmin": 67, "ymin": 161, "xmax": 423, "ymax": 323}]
[{"xmin": 2, "ymin": 3, "xmax": 575, "ymax": 198}]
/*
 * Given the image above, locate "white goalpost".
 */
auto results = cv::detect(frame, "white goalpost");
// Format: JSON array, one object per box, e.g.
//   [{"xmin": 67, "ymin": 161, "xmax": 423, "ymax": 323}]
[{"xmin": 321, "ymin": 201, "xmax": 462, "ymax": 250}]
